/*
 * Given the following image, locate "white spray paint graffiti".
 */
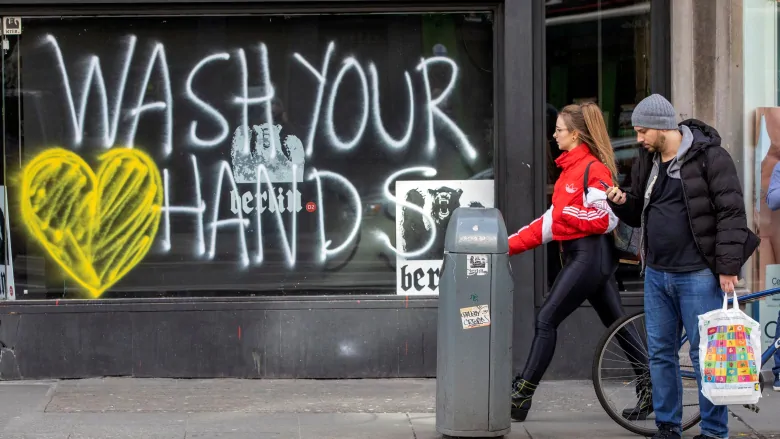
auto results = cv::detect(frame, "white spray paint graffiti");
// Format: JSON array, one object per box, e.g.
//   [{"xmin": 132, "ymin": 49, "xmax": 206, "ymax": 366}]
[
  {"xmin": 293, "ymin": 42, "xmax": 335, "ymax": 158},
  {"xmin": 369, "ymin": 63, "xmax": 415, "ymax": 149},
  {"xmin": 208, "ymin": 160, "xmax": 251, "ymax": 268},
  {"xmin": 161, "ymin": 154, "xmax": 206, "ymax": 255},
  {"xmin": 374, "ymin": 166, "xmax": 438, "ymax": 258},
  {"xmin": 44, "ymin": 35, "xmax": 136, "ymax": 148},
  {"xmin": 324, "ymin": 57, "xmax": 370, "ymax": 151},
  {"xmin": 127, "ymin": 42, "xmax": 173, "ymax": 156},
  {"xmin": 309, "ymin": 168, "xmax": 362, "ymax": 262},
  {"xmin": 417, "ymin": 56, "xmax": 477, "ymax": 161},
  {"xmin": 234, "ymin": 46, "xmax": 278, "ymax": 157},
  {"xmin": 186, "ymin": 52, "xmax": 232, "ymax": 148},
  {"xmin": 40, "ymin": 33, "xmax": 483, "ymax": 270},
  {"xmin": 45, "ymin": 34, "xmax": 476, "ymax": 160}
]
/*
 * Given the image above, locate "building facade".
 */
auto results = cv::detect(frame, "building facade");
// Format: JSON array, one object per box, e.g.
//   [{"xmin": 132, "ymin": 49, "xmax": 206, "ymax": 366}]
[{"xmin": 0, "ymin": 0, "xmax": 671, "ymax": 380}]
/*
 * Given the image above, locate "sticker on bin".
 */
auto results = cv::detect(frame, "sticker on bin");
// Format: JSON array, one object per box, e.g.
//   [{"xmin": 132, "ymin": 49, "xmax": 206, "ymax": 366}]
[
  {"xmin": 460, "ymin": 304, "xmax": 491, "ymax": 329},
  {"xmin": 467, "ymin": 254, "xmax": 488, "ymax": 276}
]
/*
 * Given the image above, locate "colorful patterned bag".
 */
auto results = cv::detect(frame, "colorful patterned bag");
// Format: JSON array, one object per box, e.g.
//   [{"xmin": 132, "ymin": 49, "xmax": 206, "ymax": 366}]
[{"xmin": 698, "ymin": 292, "xmax": 762, "ymax": 406}]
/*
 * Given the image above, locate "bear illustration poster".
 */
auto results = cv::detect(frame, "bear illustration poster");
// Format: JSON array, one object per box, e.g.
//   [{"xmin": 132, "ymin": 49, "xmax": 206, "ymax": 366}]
[
  {"xmin": 0, "ymin": 186, "xmax": 15, "ymax": 300},
  {"xmin": 395, "ymin": 179, "xmax": 494, "ymax": 295}
]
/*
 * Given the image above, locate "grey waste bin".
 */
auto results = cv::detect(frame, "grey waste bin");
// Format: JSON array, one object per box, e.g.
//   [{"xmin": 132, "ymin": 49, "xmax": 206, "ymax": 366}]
[{"xmin": 436, "ymin": 206, "xmax": 513, "ymax": 438}]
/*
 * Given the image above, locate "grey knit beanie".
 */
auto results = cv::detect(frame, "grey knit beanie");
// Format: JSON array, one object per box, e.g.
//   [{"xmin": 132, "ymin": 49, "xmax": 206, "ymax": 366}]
[{"xmin": 631, "ymin": 94, "xmax": 678, "ymax": 130}]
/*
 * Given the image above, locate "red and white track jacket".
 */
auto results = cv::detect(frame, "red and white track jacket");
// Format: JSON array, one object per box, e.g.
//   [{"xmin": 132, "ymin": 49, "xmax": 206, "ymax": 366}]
[{"xmin": 508, "ymin": 144, "xmax": 619, "ymax": 256}]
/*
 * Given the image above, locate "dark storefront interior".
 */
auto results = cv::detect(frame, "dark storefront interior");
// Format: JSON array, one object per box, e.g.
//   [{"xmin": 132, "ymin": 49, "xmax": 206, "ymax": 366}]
[
  {"xmin": 545, "ymin": 0, "xmax": 654, "ymax": 295},
  {"xmin": 3, "ymin": 12, "xmax": 495, "ymax": 299},
  {"xmin": 0, "ymin": 0, "xmax": 669, "ymax": 379}
]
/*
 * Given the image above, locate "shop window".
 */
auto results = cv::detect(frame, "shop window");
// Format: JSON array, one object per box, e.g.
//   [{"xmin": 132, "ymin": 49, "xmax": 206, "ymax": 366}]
[
  {"xmin": 1, "ymin": 13, "xmax": 495, "ymax": 299},
  {"xmin": 745, "ymin": 0, "xmax": 780, "ymax": 349},
  {"xmin": 544, "ymin": 0, "xmax": 651, "ymax": 293}
]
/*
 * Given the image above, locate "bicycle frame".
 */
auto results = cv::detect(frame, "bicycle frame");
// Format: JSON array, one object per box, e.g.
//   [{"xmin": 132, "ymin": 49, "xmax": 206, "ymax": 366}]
[{"xmin": 679, "ymin": 286, "xmax": 780, "ymax": 380}]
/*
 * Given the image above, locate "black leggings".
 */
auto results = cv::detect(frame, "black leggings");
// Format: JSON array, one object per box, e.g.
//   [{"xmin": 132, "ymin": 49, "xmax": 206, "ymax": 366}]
[{"xmin": 519, "ymin": 234, "xmax": 647, "ymax": 383}]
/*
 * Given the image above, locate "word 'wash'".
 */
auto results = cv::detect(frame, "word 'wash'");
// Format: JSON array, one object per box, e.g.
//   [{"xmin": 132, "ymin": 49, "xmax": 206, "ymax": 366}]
[{"xmin": 20, "ymin": 147, "xmax": 163, "ymax": 298}]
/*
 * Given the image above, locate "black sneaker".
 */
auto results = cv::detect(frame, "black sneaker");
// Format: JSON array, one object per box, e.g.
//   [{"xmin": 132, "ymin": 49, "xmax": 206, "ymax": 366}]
[
  {"xmin": 510, "ymin": 377, "xmax": 537, "ymax": 422},
  {"xmin": 621, "ymin": 375, "xmax": 654, "ymax": 420},
  {"xmin": 651, "ymin": 423, "xmax": 681, "ymax": 439},
  {"xmin": 692, "ymin": 435, "xmax": 717, "ymax": 439}
]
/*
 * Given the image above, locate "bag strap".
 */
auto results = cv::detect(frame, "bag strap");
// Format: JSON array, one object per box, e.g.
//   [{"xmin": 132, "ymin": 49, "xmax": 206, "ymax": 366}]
[{"xmin": 583, "ymin": 160, "xmax": 596, "ymax": 197}]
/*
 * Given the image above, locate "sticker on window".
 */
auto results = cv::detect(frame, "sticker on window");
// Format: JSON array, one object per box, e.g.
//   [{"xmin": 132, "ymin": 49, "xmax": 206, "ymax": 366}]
[
  {"xmin": 466, "ymin": 254, "xmax": 488, "ymax": 276},
  {"xmin": 460, "ymin": 304, "xmax": 491, "ymax": 329}
]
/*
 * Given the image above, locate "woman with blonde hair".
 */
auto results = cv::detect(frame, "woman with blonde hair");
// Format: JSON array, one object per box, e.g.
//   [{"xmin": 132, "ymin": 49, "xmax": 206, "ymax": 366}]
[{"xmin": 507, "ymin": 102, "xmax": 647, "ymax": 421}]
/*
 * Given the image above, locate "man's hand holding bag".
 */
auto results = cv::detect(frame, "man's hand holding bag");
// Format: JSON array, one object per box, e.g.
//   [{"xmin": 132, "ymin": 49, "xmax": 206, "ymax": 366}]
[{"xmin": 698, "ymin": 291, "xmax": 763, "ymax": 406}]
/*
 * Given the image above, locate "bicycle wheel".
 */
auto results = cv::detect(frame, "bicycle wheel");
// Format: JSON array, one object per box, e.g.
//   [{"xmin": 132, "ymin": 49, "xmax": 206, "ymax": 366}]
[{"xmin": 592, "ymin": 310, "xmax": 702, "ymax": 436}]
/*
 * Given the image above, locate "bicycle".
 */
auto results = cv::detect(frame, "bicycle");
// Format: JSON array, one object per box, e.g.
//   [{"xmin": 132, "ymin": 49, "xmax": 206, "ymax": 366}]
[{"xmin": 592, "ymin": 286, "xmax": 780, "ymax": 436}]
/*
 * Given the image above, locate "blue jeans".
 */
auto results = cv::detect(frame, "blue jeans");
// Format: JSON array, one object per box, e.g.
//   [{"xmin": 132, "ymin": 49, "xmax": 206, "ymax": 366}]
[{"xmin": 644, "ymin": 266, "xmax": 729, "ymax": 439}]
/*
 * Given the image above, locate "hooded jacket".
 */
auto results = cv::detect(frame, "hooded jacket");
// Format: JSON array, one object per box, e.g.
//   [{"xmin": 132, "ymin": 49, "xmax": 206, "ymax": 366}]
[
  {"xmin": 508, "ymin": 143, "xmax": 618, "ymax": 255},
  {"xmin": 608, "ymin": 118, "xmax": 759, "ymax": 276}
]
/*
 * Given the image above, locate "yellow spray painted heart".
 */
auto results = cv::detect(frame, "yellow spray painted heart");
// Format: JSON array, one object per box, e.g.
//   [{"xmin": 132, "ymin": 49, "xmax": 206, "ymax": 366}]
[{"xmin": 20, "ymin": 147, "xmax": 163, "ymax": 298}]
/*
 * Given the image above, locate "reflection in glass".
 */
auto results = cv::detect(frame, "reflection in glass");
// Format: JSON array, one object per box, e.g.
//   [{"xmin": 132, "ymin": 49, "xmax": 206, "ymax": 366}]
[{"xmin": 545, "ymin": 0, "xmax": 651, "ymax": 293}]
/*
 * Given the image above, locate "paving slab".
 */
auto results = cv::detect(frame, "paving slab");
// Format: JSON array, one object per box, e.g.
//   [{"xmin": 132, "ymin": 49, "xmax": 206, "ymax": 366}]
[
  {"xmin": 729, "ymin": 400, "xmax": 780, "ymax": 439},
  {"xmin": 0, "ymin": 383, "xmax": 50, "ymax": 422},
  {"xmin": 45, "ymin": 378, "xmax": 436, "ymax": 413},
  {"xmin": 0, "ymin": 378, "xmax": 777, "ymax": 438}
]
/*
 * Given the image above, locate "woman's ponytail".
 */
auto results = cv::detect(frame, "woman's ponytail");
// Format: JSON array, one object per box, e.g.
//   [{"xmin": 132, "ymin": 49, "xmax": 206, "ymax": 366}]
[{"xmin": 580, "ymin": 103, "xmax": 619, "ymax": 185}]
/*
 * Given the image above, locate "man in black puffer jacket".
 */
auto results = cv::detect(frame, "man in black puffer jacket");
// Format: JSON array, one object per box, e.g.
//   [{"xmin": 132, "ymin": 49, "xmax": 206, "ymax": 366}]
[{"xmin": 606, "ymin": 94, "xmax": 759, "ymax": 439}]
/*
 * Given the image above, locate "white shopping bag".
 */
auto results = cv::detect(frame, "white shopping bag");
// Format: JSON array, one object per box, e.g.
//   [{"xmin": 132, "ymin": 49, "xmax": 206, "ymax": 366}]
[{"xmin": 697, "ymin": 291, "xmax": 762, "ymax": 406}]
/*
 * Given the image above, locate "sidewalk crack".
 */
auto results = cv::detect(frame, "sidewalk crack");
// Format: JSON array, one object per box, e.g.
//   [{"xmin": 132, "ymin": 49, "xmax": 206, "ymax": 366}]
[
  {"xmin": 42, "ymin": 381, "xmax": 58, "ymax": 413},
  {"xmin": 524, "ymin": 425, "xmax": 534, "ymax": 439},
  {"xmin": 405, "ymin": 413, "xmax": 418, "ymax": 439}
]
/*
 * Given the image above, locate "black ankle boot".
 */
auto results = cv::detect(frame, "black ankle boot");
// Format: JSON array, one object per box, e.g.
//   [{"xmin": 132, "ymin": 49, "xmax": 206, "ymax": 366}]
[
  {"xmin": 510, "ymin": 377, "xmax": 537, "ymax": 422},
  {"xmin": 621, "ymin": 374, "xmax": 654, "ymax": 421}
]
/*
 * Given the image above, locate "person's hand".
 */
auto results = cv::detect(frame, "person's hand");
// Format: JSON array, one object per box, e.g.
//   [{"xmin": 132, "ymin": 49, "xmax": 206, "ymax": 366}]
[
  {"xmin": 606, "ymin": 187, "xmax": 627, "ymax": 205},
  {"xmin": 719, "ymin": 274, "xmax": 738, "ymax": 294}
]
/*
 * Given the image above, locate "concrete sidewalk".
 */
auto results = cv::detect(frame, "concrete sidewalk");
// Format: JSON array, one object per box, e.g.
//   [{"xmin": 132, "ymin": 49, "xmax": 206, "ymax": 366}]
[{"xmin": 0, "ymin": 378, "xmax": 776, "ymax": 439}]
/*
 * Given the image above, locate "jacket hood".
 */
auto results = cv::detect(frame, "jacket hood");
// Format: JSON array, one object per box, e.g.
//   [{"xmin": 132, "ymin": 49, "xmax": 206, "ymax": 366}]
[
  {"xmin": 650, "ymin": 119, "xmax": 721, "ymax": 177},
  {"xmin": 679, "ymin": 118, "xmax": 721, "ymax": 155},
  {"xmin": 662, "ymin": 125, "xmax": 694, "ymax": 177}
]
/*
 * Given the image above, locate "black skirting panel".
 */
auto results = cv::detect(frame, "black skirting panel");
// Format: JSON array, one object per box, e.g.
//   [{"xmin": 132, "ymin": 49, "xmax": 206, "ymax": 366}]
[
  {"xmin": 0, "ymin": 297, "xmax": 438, "ymax": 379},
  {"xmin": 0, "ymin": 298, "xmax": 642, "ymax": 380}
]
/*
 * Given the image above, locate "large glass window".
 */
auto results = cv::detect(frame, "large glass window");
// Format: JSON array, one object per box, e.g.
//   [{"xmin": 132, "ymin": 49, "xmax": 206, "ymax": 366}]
[
  {"xmin": 544, "ymin": 0, "xmax": 651, "ymax": 293},
  {"xmin": 744, "ymin": 0, "xmax": 780, "ymax": 355},
  {"xmin": 1, "ymin": 13, "xmax": 495, "ymax": 299}
]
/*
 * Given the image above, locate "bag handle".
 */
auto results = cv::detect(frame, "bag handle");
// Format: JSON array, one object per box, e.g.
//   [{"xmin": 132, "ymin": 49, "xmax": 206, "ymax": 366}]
[
  {"xmin": 583, "ymin": 160, "xmax": 596, "ymax": 197},
  {"xmin": 582, "ymin": 160, "xmax": 596, "ymax": 199},
  {"xmin": 721, "ymin": 290, "xmax": 739, "ymax": 311},
  {"xmin": 584, "ymin": 160, "xmax": 611, "ymax": 197}
]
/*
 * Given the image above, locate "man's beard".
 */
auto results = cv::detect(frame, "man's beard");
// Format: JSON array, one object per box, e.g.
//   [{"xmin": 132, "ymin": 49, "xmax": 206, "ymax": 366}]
[{"xmin": 647, "ymin": 134, "xmax": 666, "ymax": 153}]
